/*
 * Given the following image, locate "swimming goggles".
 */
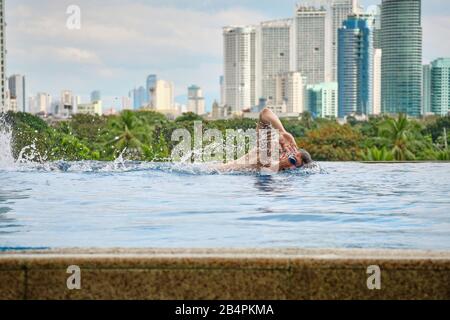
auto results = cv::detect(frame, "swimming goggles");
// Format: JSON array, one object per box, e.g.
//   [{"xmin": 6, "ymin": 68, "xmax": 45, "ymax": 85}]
[{"xmin": 288, "ymin": 154, "xmax": 302, "ymax": 167}]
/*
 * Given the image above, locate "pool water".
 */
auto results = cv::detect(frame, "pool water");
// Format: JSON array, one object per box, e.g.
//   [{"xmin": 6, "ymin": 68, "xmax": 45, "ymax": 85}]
[{"xmin": 0, "ymin": 161, "xmax": 449, "ymax": 250}]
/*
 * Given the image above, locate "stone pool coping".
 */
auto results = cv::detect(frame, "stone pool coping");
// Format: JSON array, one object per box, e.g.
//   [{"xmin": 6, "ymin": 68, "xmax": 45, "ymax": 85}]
[{"xmin": 1, "ymin": 248, "xmax": 449, "ymax": 300}]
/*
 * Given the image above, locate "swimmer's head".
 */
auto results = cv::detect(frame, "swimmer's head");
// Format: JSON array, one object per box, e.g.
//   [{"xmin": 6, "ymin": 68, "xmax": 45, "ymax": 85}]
[
  {"xmin": 280, "ymin": 148, "xmax": 313, "ymax": 170},
  {"xmin": 299, "ymin": 149, "xmax": 313, "ymax": 166}
]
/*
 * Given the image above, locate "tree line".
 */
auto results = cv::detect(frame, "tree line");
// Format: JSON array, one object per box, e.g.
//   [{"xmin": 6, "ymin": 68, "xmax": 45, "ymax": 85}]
[{"xmin": 2, "ymin": 110, "xmax": 449, "ymax": 162}]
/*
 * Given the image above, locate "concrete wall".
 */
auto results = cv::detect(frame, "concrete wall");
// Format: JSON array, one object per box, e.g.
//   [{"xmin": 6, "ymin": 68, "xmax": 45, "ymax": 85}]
[{"xmin": 0, "ymin": 249, "xmax": 449, "ymax": 300}]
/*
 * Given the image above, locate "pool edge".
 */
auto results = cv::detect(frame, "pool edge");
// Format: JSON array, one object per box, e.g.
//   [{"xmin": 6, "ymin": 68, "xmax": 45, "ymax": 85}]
[{"xmin": 1, "ymin": 248, "xmax": 449, "ymax": 300}]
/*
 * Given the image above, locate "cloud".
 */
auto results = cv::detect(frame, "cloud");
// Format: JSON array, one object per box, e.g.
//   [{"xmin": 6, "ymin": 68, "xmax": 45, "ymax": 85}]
[
  {"xmin": 5, "ymin": 0, "xmax": 450, "ymax": 109},
  {"xmin": 53, "ymin": 47, "xmax": 102, "ymax": 65},
  {"xmin": 423, "ymin": 15, "xmax": 450, "ymax": 63},
  {"xmin": 6, "ymin": 0, "xmax": 268, "ymax": 105}
]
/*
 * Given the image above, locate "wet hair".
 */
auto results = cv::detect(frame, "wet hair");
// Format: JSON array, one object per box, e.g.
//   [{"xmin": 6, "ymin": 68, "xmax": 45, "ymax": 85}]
[{"xmin": 299, "ymin": 149, "xmax": 313, "ymax": 166}]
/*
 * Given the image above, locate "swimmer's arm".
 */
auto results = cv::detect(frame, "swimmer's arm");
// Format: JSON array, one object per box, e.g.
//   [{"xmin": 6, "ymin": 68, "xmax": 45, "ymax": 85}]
[
  {"xmin": 260, "ymin": 108, "xmax": 297, "ymax": 152},
  {"xmin": 210, "ymin": 147, "xmax": 259, "ymax": 172},
  {"xmin": 260, "ymin": 108, "xmax": 287, "ymax": 133}
]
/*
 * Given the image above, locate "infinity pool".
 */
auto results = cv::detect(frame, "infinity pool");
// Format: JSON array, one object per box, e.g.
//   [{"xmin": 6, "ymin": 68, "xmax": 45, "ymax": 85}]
[{"xmin": 0, "ymin": 162, "xmax": 449, "ymax": 250}]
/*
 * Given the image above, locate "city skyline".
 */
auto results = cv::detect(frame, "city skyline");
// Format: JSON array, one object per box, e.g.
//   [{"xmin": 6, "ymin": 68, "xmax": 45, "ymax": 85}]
[{"xmin": 6, "ymin": 0, "xmax": 450, "ymax": 112}]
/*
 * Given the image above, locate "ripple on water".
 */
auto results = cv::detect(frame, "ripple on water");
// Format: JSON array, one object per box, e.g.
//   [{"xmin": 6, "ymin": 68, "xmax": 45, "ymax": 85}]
[{"xmin": 0, "ymin": 161, "xmax": 449, "ymax": 250}]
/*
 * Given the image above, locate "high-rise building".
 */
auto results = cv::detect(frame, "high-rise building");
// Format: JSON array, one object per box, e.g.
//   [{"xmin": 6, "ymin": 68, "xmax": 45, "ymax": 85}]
[
  {"xmin": 122, "ymin": 96, "xmax": 132, "ymax": 110},
  {"xmin": 370, "ymin": 5, "xmax": 382, "ymax": 49},
  {"xmin": 338, "ymin": 15, "xmax": 374, "ymax": 118},
  {"xmin": 146, "ymin": 74, "xmax": 157, "ymax": 107},
  {"xmin": 59, "ymin": 90, "xmax": 76, "ymax": 117},
  {"xmin": 187, "ymin": 85, "xmax": 205, "ymax": 115},
  {"xmin": 154, "ymin": 80, "xmax": 174, "ymax": 111},
  {"xmin": 90, "ymin": 90, "xmax": 101, "ymax": 103},
  {"xmin": 331, "ymin": 0, "xmax": 360, "ymax": 82},
  {"xmin": 132, "ymin": 86, "xmax": 147, "ymax": 109},
  {"xmin": 307, "ymin": 82, "xmax": 338, "ymax": 118},
  {"xmin": 223, "ymin": 26, "xmax": 258, "ymax": 112},
  {"xmin": 10, "ymin": 98, "xmax": 17, "ymax": 112},
  {"xmin": 430, "ymin": 58, "xmax": 450, "ymax": 116},
  {"xmin": 34, "ymin": 92, "xmax": 51, "ymax": 114},
  {"xmin": 219, "ymin": 76, "xmax": 224, "ymax": 106},
  {"xmin": 8, "ymin": 75, "xmax": 26, "ymax": 112},
  {"xmin": 373, "ymin": 49, "xmax": 382, "ymax": 115},
  {"xmin": 294, "ymin": 5, "xmax": 327, "ymax": 85},
  {"xmin": 259, "ymin": 19, "xmax": 293, "ymax": 102},
  {"xmin": 381, "ymin": 0, "xmax": 422, "ymax": 116},
  {"xmin": 28, "ymin": 96, "xmax": 36, "ymax": 114},
  {"xmin": 272, "ymin": 72, "xmax": 305, "ymax": 114},
  {"xmin": 0, "ymin": 0, "xmax": 6, "ymax": 112},
  {"xmin": 422, "ymin": 64, "xmax": 432, "ymax": 115},
  {"xmin": 4, "ymin": 87, "xmax": 10, "ymax": 112}
]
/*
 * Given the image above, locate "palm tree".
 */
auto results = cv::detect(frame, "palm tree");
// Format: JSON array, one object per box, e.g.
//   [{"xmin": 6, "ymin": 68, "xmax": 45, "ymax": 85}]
[
  {"xmin": 380, "ymin": 114, "xmax": 415, "ymax": 161},
  {"xmin": 107, "ymin": 110, "xmax": 151, "ymax": 157},
  {"xmin": 361, "ymin": 146, "xmax": 394, "ymax": 161}
]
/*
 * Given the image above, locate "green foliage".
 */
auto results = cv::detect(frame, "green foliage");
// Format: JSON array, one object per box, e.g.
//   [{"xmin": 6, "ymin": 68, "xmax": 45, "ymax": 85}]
[
  {"xmin": 423, "ymin": 115, "xmax": 450, "ymax": 143},
  {"xmin": 361, "ymin": 147, "xmax": 394, "ymax": 161},
  {"xmin": 379, "ymin": 114, "xmax": 417, "ymax": 160},
  {"xmin": 3, "ymin": 110, "xmax": 450, "ymax": 163},
  {"xmin": 298, "ymin": 123, "xmax": 363, "ymax": 161},
  {"xmin": 105, "ymin": 110, "xmax": 153, "ymax": 159},
  {"xmin": 50, "ymin": 132, "xmax": 99, "ymax": 161},
  {"xmin": 175, "ymin": 112, "xmax": 203, "ymax": 122}
]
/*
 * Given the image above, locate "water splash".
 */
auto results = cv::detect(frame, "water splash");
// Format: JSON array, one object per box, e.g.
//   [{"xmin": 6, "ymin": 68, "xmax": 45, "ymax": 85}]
[
  {"xmin": 0, "ymin": 115, "xmax": 47, "ymax": 170},
  {"xmin": 1, "ymin": 116, "xmax": 324, "ymax": 176},
  {"xmin": 0, "ymin": 116, "xmax": 16, "ymax": 168}
]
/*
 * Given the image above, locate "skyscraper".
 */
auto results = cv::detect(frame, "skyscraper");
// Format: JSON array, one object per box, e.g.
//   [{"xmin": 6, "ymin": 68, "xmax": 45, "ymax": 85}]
[
  {"xmin": 422, "ymin": 64, "xmax": 432, "ymax": 114},
  {"xmin": 219, "ymin": 76, "xmax": 224, "ymax": 106},
  {"xmin": 154, "ymin": 80, "xmax": 174, "ymax": 111},
  {"xmin": 381, "ymin": 0, "xmax": 422, "ymax": 116},
  {"xmin": 8, "ymin": 75, "xmax": 26, "ymax": 113},
  {"xmin": 146, "ymin": 74, "xmax": 157, "ymax": 107},
  {"xmin": 187, "ymin": 85, "xmax": 205, "ymax": 115},
  {"xmin": 223, "ymin": 26, "xmax": 258, "ymax": 112},
  {"xmin": 60, "ymin": 90, "xmax": 75, "ymax": 117},
  {"xmin": 122, "ymin": 96, "xmax": 132, "ymax": 110},
  {"xmin": 259, "ymin": 19, "xmax": 293, "ymax": 102},
  {"xmin": 90, "ymin": 90, "xmax": 101, "ymax": 103},
  {"xmin": 331, "ymin": 0, "xmax": 360, "ymax": 82},
  {"xmin": 28, "ymin": 96, "xmax": 36, "ymax": 114},
  {"xmin": 294, "ymin": 5, "xmax": 327, "ymax": 85},
  {"xmin": 133, "ymin": 86, "xmax": 147, "ymax": 109},
  {"xmin": 338, "ymin": 15, "xmax": 374, "ymax": 118},
  {"xmin": 370, "ymin": 5, "xmax": 382, "ymax": 49},
  {"xmin": 373, "ymin": 48, "xmax": 382, "ymax": 115},
  {"xmin": 430, "ymin": 58, "xmax": 450, "ymax": 116},
  {"xmin": 35, "ymin": 92, "xmax": 52, "ymax": 114},
  {"xmin": 0, "ymin": 0, "xmax": 5, "ymax": 112}
]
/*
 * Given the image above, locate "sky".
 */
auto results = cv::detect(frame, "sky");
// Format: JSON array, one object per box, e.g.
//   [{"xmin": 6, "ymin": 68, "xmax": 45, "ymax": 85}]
[{"xmin": 6, "ymin": 0, "xmax": 450, "ymax": 111}]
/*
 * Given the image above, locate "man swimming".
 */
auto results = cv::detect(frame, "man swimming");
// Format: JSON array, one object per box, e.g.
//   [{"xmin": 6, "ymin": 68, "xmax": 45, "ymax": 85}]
[{"xmin": 215, "ymin": 108, "xmax": 312, "ymax": 172}]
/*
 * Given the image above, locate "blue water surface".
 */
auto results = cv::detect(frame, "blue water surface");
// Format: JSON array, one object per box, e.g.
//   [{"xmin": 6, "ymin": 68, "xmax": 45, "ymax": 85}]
[{"xmin": 0, "ymin": 162, "xmax": 449, "ymax": 250}]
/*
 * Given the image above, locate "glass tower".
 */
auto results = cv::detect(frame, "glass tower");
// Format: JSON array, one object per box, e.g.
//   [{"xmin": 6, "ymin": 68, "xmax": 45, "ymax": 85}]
[
  {"xmin": 338, "ymin": 15, "xmax": 374, "ymax": 118},
  {"xmin": 431, "ymin": 58, "xmax": 450, "ymax": 116},
  {"xmin": 422, "ymin": 64, "xmax": 432, "ymax": 114},
  {"xmin": 381, "ymin": 0, "xmax": 422, "ymax": 117},
  {"xmin": 90, "ymin": 90, "xmax": 101, "ymax": 103},
  {"xmin": 146, "ymin": 75, "xmax": 157, "ymax": 107},
  {"xmin": 331, "ymin": 0, "xmax": 360, "ymax": 82}
]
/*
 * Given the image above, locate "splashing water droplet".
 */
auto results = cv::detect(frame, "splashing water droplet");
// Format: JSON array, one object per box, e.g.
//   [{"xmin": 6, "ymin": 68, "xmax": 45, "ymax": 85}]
[{"xmin": 0, "ymin": 116, "xmax": 16, "ymax": 169}]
